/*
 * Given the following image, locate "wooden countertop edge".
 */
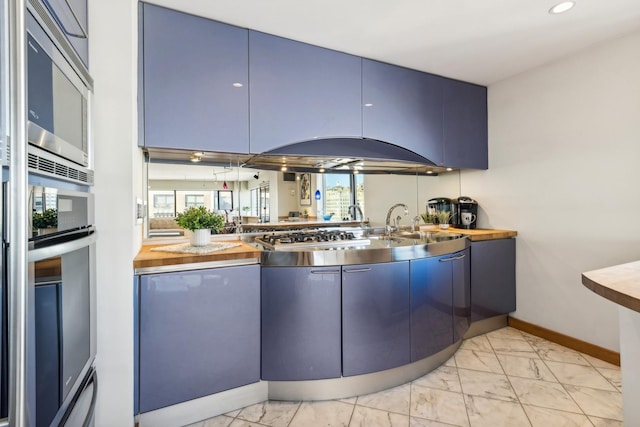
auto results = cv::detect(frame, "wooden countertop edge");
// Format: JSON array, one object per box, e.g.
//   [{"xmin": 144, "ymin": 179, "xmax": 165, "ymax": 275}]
[
  {"xmin": 582, "ymin": 262, "xmax": 640, "ymax": 313},
  {"xmin": 133, "ymin": 241, "xmax": 261, "ymax": 270},
  {"xmin": 133, "ymin": 251, "xmax": 260, "ymax": 270},
  {"xmin": 448, "ymin": 228, "xmax": 518, "ymax": 241}
]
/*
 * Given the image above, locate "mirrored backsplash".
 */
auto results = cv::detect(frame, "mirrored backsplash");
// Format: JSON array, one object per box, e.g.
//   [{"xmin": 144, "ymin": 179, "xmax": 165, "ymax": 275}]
[{"xmin": 145, "ymin": 160, "xmax": 461, "ymax": 238}]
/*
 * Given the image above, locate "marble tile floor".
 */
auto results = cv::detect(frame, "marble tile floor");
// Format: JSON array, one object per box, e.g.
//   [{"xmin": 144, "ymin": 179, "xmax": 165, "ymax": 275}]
[{"xmin": 185, "ymin": 327, "xmax": 623, "ymax": 427}]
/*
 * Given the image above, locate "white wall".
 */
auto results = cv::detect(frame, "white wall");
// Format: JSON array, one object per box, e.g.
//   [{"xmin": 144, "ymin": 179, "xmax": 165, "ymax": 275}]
[
  {"xmin": 90, "ymin": 0, "xmax": 139, "ymax": 425},
  {"xmin": 461, "ymin": 30, "xmax": 640, "ymax": 352}
]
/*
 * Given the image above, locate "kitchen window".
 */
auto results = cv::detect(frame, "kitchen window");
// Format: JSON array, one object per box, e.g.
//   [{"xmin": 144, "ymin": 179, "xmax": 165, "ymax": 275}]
[
  {"xmin": 322, "ymin": 174, "xmax": 364, "ymax": 220},
  {"xmin": 184, "ymin": 194, "xmax": 205, "ymax": 208},
  {"xmin": 217, "ymin": 191, "xmax": 233, "ymax": 211},
  {"xmin": 150, "ymin": 192, "xmax": 176, "ymax": 218}
]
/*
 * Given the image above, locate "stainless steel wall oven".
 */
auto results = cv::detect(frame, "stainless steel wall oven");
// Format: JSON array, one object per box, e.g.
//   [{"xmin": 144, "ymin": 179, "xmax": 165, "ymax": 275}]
[{"xmin": 27, "ymin": 174, "xmax": 97, "ymax": 426}]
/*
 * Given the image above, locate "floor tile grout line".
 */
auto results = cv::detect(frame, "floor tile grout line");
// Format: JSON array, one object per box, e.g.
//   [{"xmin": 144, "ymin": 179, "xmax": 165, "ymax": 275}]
[
  {"xmin": 453, "ymin": 344, "xmax": 474, "ymax": 427},
  {"xmin": 485, "ymin": 330, "xmax": 535, "ymax": 426},
  {"xmin": 344, "ymin": 399, "xmax": 356, "ymax": 427},
  {"xmin": 531, "ymin": 337, "xmax": 596, "ymax": 417},
  {"xmin": 284, "ymin": 401, "xmax": 302, "ymax": 427}
]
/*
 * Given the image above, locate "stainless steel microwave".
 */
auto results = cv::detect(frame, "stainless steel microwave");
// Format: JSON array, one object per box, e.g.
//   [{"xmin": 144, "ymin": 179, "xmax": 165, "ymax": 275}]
[{"xmin": 26, "ymin": 10, "xmax": 89, "ymax": 167}]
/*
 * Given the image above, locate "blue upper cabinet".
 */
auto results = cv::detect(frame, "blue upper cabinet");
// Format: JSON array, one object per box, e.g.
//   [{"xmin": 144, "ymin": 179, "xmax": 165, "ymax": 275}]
[
  {"xmin": 142, "ymin": 4, "xmax": 249, "ymax": 152},
  {"xmin": 249, "ymin": 31, "xmax": 362, "ymax": 154},
  {"xmin": 442, "ymin": 78, "xmax": 488, "ymax": 169},
  {"xmin": 362, "ymin": 59, "xmax": 443, "ymax": 165}
]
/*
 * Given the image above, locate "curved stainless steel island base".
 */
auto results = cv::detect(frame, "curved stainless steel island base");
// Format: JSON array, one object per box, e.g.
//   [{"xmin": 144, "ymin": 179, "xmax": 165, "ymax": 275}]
[{"xmin": 268, "ymin": 340, "xmax": 462, "ymax": 401}]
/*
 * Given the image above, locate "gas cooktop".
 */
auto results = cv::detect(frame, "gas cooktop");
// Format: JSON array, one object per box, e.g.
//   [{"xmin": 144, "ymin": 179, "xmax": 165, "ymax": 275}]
[{"xmin": 255, "ymin": 230, "xmax": 371, "ymax": 251}]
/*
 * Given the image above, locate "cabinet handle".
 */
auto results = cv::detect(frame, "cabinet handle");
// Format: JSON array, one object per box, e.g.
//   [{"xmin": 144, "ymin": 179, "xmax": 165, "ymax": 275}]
[
  {"xmin": 439, "ymin": 254, "xmax": 466, "ymax": 262},
  {"xmin": 310, "ymin": 269, "xmax": 341, "ymax": 274},
  {"xmin": 342, "ymin": 268, "xmax": 372, "ymax": 273}
]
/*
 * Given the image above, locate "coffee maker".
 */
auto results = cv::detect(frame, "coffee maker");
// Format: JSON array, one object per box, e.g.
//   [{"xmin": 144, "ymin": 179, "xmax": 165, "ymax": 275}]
[{"xmin": 452, "ymin": 196, "xmax": 479, "ymax": 229}]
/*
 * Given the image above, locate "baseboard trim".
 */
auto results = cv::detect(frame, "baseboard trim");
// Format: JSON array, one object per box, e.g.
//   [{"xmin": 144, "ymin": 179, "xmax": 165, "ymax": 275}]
[{"xmin": 508, "ymin": 317, "xmax": 620, "ymax": 366}]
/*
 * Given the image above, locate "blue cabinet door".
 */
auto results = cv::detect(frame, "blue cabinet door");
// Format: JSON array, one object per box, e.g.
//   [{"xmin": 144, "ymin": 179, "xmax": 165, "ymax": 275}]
[
  {"xmin": 451, "ymin": 248, "xmax": 471, "ymax": 341},
  {"xmin": 471, "ymin": 239, "xmax": 516, "ymax": 322},
  {"xmin": 342, "ymin": 262, "xmax": 410, "ymax": 376},
  {"xmin": 142, "ymin": 4, "xmax": 249, "ymax": 152},
  {"xmin": 410, "ymin": 257, "xmax": 454, "ymax": 361},
  {"xmin": 249, "ymin": 31, "xmax": 362, "ymax": 154},
  {"xmin": 138, "ymin": 265, "xmax": 260, "ymax": 413},
  {"xmin": 261, "ymin": 266, "xmax": 342, "ymax": 380},
  {"xmin": 442, "ymin": 78, "xmax": 488, "ymax": 169},
  {"xmin": 362, "ymin": 59, "xmax": 443, "ymax": 165}
]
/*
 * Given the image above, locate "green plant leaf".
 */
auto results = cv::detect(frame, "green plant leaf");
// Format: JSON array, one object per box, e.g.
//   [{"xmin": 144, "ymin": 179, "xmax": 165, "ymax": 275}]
[{"xmin": 175, "ymin": 206, "xmax": 225, "ymax": 232}]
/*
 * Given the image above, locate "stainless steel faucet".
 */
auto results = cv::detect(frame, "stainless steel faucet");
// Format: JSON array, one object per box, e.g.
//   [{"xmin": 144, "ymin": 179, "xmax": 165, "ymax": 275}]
[
  {"xmin": 348, "ymin": 204, "xmax": 365, "ymax": 227},
  {"xmin": 411, "ymin": 215, "xmax": 421, "ymax": 232},
  {"xmin": 385, "ymin": 203, "xmax": 409, "ymax": 235}
]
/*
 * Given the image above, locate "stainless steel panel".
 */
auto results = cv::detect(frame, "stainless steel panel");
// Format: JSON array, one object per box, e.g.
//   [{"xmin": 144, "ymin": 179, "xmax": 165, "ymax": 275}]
[
  {"xmin": 260, "ymin": 236, "xmax": 469, "ymax": 267},
  {"xmin": 8, "ymin": 0, "xmax": 31, "ymax": 425}
]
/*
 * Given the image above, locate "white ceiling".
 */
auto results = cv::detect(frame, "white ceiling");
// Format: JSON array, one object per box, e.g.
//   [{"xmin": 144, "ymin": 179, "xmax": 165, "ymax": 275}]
[{"xmin": 145, "ymin": 0, "xmax": 640, "ymax": 85}]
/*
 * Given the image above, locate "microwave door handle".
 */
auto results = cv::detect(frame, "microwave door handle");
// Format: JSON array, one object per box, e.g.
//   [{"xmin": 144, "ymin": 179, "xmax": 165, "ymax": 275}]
[{"xmin": 43, "ymin": 0, "xmax": 87, "ymax": 39}]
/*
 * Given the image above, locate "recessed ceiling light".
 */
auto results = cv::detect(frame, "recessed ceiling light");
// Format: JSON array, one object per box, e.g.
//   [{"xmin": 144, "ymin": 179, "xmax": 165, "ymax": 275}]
[
  {"xmin": 353, "ymin": 169, "xmax": 359, "ymax": 174},
  {"xmin": 190, "ymin": 156, "xmax": 201, "ymax": 163},
  {"xmin": 281, "ymin": 165, "xmax": 287, "ymax": 171},
  {"xmin": 446, "ymin": 167, "xmax": 453, "ymax": 171},
  {"xmin": 232, "ymin": 82, "xmax": 243, "ymax": 88},
  {"xmin": 549, "ymin": 1, "xmax": 575, "ymax": 14},
  {"xmin": 426, "ymin": 171, "xmax": 433, "ymax": 174},
  {"xmin": 319, "ymin": 168, "xmax": 325, "ymax": 173},
  {"xmin": 364, "ymin": 103, "xmax": 373, "ymax": 107}
]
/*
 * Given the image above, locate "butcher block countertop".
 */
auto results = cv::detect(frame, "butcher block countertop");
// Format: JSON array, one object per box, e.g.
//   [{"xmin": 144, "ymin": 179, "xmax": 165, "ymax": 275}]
[
  {"xmin": 134, "ymin": 240, "xmax": 261, "ymax": 270},
  {"xmin": 134, "ymin": 228, "xmax": 517, "ymax": 271},
  {"xmin": 445, "ymin": 227, "xmax": 517, "ymax": 241},
  {"xmin": 582, "ymin": 261, "xmax": 640, "ymax": 313}
]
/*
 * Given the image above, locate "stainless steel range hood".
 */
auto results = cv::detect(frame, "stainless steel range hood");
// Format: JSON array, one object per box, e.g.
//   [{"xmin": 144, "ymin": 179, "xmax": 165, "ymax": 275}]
[{"xmin": 145, "ymin": 138, "xmax": 452, "ymax": 175}]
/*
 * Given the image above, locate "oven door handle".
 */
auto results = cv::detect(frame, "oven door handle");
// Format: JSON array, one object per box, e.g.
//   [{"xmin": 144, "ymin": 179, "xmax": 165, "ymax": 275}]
[
  {"xmin": 28, "ymin": 232, "xmax": 97, "ymax": 263},
  {"xmin": 81, "ymin": 369, "xmax": 97, "ymax": 427}
]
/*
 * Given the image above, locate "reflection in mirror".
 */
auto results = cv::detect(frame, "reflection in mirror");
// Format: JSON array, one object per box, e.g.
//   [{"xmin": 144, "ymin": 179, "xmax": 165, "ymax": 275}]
[{"xmin": 145, "ymin": 160, "xmax": 461, "ymax": 237}]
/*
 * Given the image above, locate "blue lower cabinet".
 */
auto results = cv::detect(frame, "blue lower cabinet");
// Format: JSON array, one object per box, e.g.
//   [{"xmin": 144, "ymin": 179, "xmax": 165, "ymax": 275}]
[
  {"xmin": 261, "ymin": 266, "xmax": 342, "ymax": 380},
  {"xmin": 470, "ymin": 239, "xmax": 516, "ymax": 322},
  {"xmin": 451, "ymin": 248, "xmax": 471, "ymax": 341},
  {"xmin": 342, "ymin": 262, "xmax": 410, "ymax": 377},
  {"xmin": 138, "ymin": 265, "xmax": 260, "ymax": 413},
  {"xmin": 410, "ymin": 257, "xmax": 454, "ymax": 361}
]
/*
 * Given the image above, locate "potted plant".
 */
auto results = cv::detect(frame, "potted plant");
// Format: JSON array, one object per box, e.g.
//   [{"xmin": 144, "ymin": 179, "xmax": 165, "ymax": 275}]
[
  {"xmin": 436, "ymin": 210, "xmax": 451, "ymax": 229},
  {"xmin": 420, "ymin": 212, "xmax": 437, "ymax": 224},
  {"xmin": 175, "ymin": 206, "xmax": 225, "ymax": 246},
  {"xmin": 32, "ymin": 208, "xmax": 58, "ymax": 235}
]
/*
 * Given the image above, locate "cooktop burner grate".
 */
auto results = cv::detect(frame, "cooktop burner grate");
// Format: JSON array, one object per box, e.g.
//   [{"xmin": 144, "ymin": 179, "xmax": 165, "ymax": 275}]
[{"xmin": 256, "ymin": 230, "xmax": 370, "ymax": 250}]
